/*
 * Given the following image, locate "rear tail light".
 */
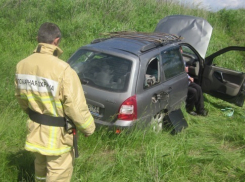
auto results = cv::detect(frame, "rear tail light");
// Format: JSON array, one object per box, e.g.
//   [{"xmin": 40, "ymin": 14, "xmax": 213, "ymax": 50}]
[
  {"xmin": 118, "ymin": 95, "xmax": 137, "ymax": 121},
  {"xmin": 115, "ymin": 129, "xmax": 121, "ymax": 134}
]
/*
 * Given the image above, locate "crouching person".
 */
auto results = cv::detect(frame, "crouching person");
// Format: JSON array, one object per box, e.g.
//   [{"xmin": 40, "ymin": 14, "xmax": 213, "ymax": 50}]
[{"xmin": 15, "ymin": 22, "xmax": 95, "ymax": 182}]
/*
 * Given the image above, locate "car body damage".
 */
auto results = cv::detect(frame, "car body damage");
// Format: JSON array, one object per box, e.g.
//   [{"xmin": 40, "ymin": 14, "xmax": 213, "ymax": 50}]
[
  {"xmin": 67, "ymin": 15, "xmax": 245, "ymax": 133},
  {"xmin": 155, "ymin": 15, "xmax": 213, "ymax": 59}
]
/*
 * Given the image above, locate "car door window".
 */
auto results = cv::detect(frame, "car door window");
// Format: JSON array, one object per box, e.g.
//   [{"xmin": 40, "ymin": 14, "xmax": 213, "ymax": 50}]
[
  {"xmin": 212, "ymin": 51, "xmax": 245, "ymax": 72},
  {"xmin": 144, "ymin": 57, "xmax": 160, "ymax": 88},
  {"xmin": 161, "ymin": 47, "xmax": 184, "ymax": 80},
  {"xmin": 181, "ymin": 46, "xmax": 198, "ymax": 65},
  {"xmin": 181, "ymin": 45, "xmax": 200, "ymax": 77}
]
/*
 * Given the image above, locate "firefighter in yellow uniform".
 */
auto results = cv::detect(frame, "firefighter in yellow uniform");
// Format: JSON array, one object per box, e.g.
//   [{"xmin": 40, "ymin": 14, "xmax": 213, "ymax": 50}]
[{"xmin": 15, "ymin": 22, "xmax": 96, "ymax": 182}]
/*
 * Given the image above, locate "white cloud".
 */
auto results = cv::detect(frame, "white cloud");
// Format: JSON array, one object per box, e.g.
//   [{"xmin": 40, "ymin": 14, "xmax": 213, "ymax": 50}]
[
  {"xmin": 178, "ymin": 0, "xmax": 245, "ymax": 11},
  {"xmin": 203, "ymin": 0, "xmax": 245, "ymax": 11}
]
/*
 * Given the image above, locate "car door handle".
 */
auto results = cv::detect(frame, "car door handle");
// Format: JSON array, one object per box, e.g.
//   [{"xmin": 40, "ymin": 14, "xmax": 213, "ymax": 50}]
[
  {"xmin": 214, "ymin": 71, "xmax": 227, "ymax": 83},
  {"xmin": 153, "ymin": 88, "xmax": 171, "ymax": 101}
]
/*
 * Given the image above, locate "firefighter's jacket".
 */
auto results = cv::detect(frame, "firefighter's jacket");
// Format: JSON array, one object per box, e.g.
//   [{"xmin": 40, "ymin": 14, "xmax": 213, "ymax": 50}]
[{"xmin": 15, "ymin": 43, "xmax": 95, "ymax": 156}]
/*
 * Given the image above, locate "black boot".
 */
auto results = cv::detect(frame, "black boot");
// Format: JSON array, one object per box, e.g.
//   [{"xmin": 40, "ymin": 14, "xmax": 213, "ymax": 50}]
[{"xmin": 197, "ymin": 109, "xmax": 208, "ymax": 116}]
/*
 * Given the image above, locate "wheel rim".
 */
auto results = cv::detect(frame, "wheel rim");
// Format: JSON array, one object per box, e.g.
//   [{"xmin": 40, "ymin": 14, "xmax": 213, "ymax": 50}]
[{"xmin": 151, "ymin": 112, "xmax": 164, "ymax": 132}]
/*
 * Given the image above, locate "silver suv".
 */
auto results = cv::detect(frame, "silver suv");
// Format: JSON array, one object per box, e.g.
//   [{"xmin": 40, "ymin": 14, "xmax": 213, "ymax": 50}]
[{"xmin": 68, "ymin": 15, "xmax": 245, "ymax": 133}]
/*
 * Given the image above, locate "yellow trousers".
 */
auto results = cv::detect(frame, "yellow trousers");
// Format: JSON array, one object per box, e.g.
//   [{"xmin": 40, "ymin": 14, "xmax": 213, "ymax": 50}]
[{"xmin": 34, "ymin": 151, "xmax": 74, "ymax": 182}]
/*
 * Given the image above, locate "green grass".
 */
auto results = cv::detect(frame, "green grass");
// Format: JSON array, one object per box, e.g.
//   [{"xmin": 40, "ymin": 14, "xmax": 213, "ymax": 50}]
[{"xmin": 1, "ymin": 0, "xmax": 245, "ymax": 181}]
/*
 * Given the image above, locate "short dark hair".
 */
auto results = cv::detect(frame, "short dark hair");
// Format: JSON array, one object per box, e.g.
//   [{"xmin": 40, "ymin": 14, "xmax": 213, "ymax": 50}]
[{"xmin": 37, "ymin": 22, "xmax": 61, "ymax": 44}]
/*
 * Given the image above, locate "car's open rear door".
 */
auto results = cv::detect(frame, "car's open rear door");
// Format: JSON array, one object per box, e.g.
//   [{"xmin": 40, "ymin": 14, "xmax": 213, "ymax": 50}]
[{"xmin": 201, "ymin": 46, "xmax": 245, "ymax": 107}]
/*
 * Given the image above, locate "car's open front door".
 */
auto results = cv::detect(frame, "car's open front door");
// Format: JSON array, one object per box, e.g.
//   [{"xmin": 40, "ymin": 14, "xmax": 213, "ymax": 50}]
[{"xmin": 201, "ymin": 46, "xmax": 245, "ymax": 107}]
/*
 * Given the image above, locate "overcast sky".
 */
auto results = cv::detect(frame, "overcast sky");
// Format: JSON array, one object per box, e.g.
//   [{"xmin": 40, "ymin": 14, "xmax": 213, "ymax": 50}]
[{"xmin": 179, "ymin": 0, "xmax": 245, "ymax": 11}]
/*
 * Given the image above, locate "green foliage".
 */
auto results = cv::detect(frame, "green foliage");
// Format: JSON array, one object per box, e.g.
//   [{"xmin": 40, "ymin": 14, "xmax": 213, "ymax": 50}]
[{"xmin": 1, "ymin": 0, "xmax": 245, "ymax": 181}]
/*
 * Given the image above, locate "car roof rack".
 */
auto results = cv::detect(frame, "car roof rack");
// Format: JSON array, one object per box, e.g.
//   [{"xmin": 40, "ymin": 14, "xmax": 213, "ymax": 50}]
[{"xmin": 91, "ymin": 31, "xmax": 182, "ymax": 52}]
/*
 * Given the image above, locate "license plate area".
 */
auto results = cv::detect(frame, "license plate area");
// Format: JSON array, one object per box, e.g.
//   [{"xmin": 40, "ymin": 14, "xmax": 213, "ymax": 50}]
[{"xmin": 88, "ymin": 104, "xmax": 100, "ymax": 117}]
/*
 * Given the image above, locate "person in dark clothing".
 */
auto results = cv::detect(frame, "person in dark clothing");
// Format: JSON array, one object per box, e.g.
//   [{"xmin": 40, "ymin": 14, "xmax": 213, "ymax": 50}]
[
  {"xmin": 186, "ymin": 78, "xmax": 208, "ymax": 116},
  {"xmin": 180, "ymin": 46, "xmax": 208, "ymax": 116}
]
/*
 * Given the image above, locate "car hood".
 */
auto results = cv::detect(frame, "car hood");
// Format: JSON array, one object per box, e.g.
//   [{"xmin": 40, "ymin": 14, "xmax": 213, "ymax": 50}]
[{"xmin": 154, "ymin": 15, "xmax": 213, "ymax": 59}]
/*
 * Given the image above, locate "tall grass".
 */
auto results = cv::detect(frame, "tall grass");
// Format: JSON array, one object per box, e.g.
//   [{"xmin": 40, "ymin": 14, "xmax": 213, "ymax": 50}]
[{"xmin": 1, "ymin": 0, "xmax": 245, "ymax": 181}]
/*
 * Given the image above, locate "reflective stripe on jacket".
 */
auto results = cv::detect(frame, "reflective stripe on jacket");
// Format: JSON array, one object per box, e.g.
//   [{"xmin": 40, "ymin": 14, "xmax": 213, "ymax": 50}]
[{"xmin": 15, "ymin": 43, "xmax": 95, "ymax": 156}]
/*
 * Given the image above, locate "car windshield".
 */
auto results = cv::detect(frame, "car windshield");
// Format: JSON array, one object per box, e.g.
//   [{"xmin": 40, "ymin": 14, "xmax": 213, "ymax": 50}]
[{"xmin": 68, "ymin": 49, "xmax": 132, "ymax": 92}]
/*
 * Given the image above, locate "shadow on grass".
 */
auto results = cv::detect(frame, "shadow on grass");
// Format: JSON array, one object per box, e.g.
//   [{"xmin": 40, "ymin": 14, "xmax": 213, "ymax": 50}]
[
  {"xmin": 7, "ymin": 150, "xmax": 35, "ymax": 182},
  {"xmin": 204, "ymin": 94, "xmax": 233, "ymax": 110}
]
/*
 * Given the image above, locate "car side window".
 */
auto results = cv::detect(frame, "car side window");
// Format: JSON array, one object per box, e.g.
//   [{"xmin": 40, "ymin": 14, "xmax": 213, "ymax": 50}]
[
  {"xmin": 161, "ymin": 47, "xmax": 184, "ymax": 80},
  {"xmin": 181, "ymin": 46, "xmax": 198, "ymax": 66},
  {"xmin": 181, "ymin": 45, "xmax": 200, "ymax": 78},
  {"xmin": 144, "ymin": 57, "xmax": 160, "ymax": 88}
]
